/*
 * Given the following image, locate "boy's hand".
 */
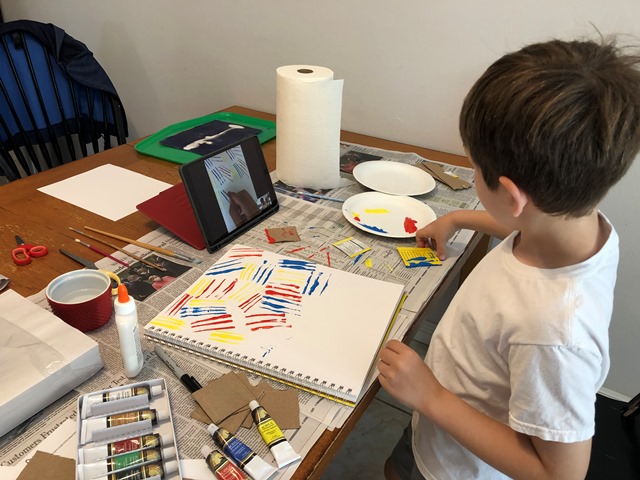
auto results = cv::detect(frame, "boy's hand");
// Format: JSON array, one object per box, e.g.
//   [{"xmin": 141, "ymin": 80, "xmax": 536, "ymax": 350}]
[
  {"xmin": 415, "ymin": 213, "xmax": 458, "ymax": 259},
  {"xmin": 378, "ymin": 340, "xmax": 443, "ymax": 413}
]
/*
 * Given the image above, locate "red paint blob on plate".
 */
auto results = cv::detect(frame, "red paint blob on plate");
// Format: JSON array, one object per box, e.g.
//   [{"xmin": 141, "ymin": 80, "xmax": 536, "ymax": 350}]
[{"xmin": 404, "ymin": 217, "xmax": 418, "ymax": 234}]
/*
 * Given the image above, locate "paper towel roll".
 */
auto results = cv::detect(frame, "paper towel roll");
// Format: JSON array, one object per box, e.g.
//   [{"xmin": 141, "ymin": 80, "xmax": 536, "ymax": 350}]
[{"xmin": 276, "ymin": 65, "xmax": 344, "ymax": 190}]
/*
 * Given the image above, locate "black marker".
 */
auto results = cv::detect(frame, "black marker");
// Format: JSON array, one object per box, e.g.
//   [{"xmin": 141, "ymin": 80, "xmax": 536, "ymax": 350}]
[{"xmin": 154, "ymin": 345, "xmax": 203, "ymax": 392}]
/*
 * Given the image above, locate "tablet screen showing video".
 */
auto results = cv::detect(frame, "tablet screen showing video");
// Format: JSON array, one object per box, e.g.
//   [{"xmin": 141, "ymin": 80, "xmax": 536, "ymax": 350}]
[{"xmin": 179, "ymin": 135, "xmax": 278, "ymax": 253}]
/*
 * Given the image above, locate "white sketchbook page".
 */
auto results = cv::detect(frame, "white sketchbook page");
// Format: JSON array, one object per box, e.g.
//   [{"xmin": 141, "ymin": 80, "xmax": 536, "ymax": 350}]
[
  {"xmin": 37, "ymin": 164, "xmax": 171, "ymax": 221},
  {"xmin": 145, "ymin": 244, "xmax": 405, "ymax": 396}
]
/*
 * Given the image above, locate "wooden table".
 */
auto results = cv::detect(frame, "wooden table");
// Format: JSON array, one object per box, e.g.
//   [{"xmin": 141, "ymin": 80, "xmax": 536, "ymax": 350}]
[{"xmin": 0, "ymin": 106, "xmax": 487, "ymax": 479}]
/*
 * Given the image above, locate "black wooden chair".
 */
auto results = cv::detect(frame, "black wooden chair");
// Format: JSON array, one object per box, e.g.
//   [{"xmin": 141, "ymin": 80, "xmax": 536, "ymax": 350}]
[{"xmin": 0, "ymin": 20, "xmax": 127, "ymax": 182}]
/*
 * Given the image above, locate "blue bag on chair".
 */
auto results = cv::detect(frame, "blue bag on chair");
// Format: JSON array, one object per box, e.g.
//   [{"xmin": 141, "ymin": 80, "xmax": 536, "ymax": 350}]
[{"xmin": 0, "ymin": 20, "xmax": 128, "ymax": 181}]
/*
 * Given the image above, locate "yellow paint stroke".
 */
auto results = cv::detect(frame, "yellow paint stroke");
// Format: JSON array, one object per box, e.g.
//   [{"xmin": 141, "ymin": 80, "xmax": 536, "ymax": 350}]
[
  {"xmin": 365, "ymin": 258, "xmax": 373, "ymax": 268},
  {"xmin": 239, "ymin": 262, "xmax": 257, "ymax": 281},
  {"xmin": 209, "ymin": 331, "xmax": 244, "ymax": 344},
  {"xmin": 149, "ymin": 316, "xmax": 186, "ymax": 330},
  {"xmin": 188, "ymin": 298, "xmax": 225, "ymax": 307},
  {"xmin": 228, "ymin": 282, "xmax": 263, "ymax": 302},
  {"xmin": 188, "ymin": 278, "xmax": 210, "ymax": 297},
  {"xmin": 386, "ymin": 263, "xmax": 394, "ymax": 272},
  {"xmin": 364, "ymin": 208, "xmax": 390, "ymax": 214},
  {"xmin": 271, "ymin": 268, "xmax": 308, "ymax": 284}
]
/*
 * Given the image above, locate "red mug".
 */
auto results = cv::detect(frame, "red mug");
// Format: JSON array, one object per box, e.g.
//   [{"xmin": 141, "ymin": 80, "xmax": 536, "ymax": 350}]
[{"xmin": 45, "ymin": 269, "xmax": 119, "ymax": 332}]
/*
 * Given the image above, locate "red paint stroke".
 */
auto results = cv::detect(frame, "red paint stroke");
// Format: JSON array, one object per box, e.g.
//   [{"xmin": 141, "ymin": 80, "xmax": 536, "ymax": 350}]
[
  {"xmin": 239, "ymin": 293, "xmax": 261, "ymax": 310},
  {"xmin": 250, "ymin": 325, "xmax": 293, "ymax": 331},
  {"xmin": 287, "ymin": 246, "xmax": 308, "ymax": 253},
  {"xmin": 228, "ymin": 247, "xmax": 263, "ymax": 258},
  {"xmin": 353, "ymin": 215, "xmax": 361, "ymax": 222},
  {"xmin": 326, "ymin": 251, "xmax": 331, "ymax": 267},
  {"xmin": 221, "ymin": 278, "xmax": 238, "ymax": 295},
  {"xmin": 191, "ymin": 314, "xmax": 233, "ymax": 326},
  {"xmin": 240, "ymin": 295, "xmax": 262, "ymax": 313},
  {"xmin": 246, "ymin": 319, "xmax": 288, "ymax": 326},
  {"xmin": 265, "ymin": 228, "xmax": 276, "ymax": 244},
  {"xmin": 246, "ymin": 312, "xmax": 286, "ymax": 318},
  {"xmin": 210, "ymin": 279, "xmax": 226, "ymax": 296},
  {"xmin": 168, "ymin": 294, "xmax": 191, "ymax": 316},
  {"xmin": 265, "ymin": 284, "xmax": 301, "ymax": 295},
  {"xmin": 404, "ymin": 217, "xmax": 418, "ymax": 234},
  {"xmin": 197, "ymin": 279, "xmax": 217, "ymax": 298},
  {"xmin": 265, "ymin": 288, "xmax": 302, "ymax": 301},
  {"xmin": 280, "ymin": 283, "xmax": 301, "ymax": 290},
  {"xmin": 194, "ymin": 325, "xmax": 236, "ymax": 332}
]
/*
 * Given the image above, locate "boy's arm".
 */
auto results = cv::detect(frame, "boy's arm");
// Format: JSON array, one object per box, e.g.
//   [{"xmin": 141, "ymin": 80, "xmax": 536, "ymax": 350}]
[
  {"xmin": 416, "ymin": 210, "xmax": 513, "ymax": 259},
  {"xmin": 378, "ymin": 340, "xmax": 592, "ymax": 480}
]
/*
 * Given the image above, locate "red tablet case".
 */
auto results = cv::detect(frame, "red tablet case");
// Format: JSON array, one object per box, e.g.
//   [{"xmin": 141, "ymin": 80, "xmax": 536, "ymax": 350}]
[{"xmin": 136, "ymin": 183, "xmax": 206, "ymax": 250}]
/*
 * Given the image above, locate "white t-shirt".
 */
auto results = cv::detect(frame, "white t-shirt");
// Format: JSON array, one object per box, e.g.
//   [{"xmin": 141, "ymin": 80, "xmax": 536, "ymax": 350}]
[{"xmin": 412, "ymin": 220, "xmax": 618, "ymax": 480}]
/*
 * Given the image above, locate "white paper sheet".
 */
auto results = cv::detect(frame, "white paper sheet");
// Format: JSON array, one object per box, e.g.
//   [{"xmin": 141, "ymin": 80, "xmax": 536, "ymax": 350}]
[{"xmin": 38, "ymin": 164, "xmax": 172, "ymax": 221}]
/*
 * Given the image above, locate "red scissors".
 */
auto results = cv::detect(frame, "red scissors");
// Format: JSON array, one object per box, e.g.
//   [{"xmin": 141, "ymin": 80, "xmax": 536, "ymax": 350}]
[{"xmin": 11, "ymin": 235, "xmax": 49, "ymax": 266}]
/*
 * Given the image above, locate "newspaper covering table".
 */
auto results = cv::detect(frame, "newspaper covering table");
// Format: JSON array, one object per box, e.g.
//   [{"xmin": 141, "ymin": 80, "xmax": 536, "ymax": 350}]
[{"xmin": 0, "ymin": 143, "xmax": 481, "ymax": 479}]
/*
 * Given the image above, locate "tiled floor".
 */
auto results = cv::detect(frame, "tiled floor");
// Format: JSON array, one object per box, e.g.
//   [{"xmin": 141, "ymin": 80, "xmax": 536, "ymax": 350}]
[{"xmin": 321, "ymin": 339, "xmax": 429, "ymax": 480}]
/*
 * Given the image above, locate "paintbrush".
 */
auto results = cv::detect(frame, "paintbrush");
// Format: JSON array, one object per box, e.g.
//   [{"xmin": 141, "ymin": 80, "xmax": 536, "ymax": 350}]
[
  {"xmin": 83, "ymin": 226, "xmax": 201, "ymax": 264},
  {"xmin": 69, "ymin": 227, "xmax": 167, "ymax": 272},
  {"xmin": 74, "ymin": 239, "xmax": 130, "ymax": 268}
]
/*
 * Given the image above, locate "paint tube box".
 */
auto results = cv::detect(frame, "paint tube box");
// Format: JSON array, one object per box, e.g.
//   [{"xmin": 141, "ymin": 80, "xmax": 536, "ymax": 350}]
[{"xmin": 75, "ymin": 378, "xmax": 182, "ymax": 480}]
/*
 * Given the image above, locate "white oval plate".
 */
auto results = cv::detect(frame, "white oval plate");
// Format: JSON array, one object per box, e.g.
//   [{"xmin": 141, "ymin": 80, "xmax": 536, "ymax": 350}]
[
  {"xmin": 342, "ymin": 192, "xmax": 437, "ymax": 238},
  {"xmin": 353, "ymin": 161, "xmax": 436, "ymax": 196}
]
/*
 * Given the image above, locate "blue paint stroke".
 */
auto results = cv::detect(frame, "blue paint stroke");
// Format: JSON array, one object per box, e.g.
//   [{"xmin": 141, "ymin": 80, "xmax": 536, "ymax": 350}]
[
  {"xmin": 307, "ymin": 273, "xmax": 322, "ymax": 295},
  {"xmin": 353, "ymin": 253, "xmax": 364, "ymax": 264},
  {"xmin": 319, "ymin": 274, "xmax": 331, "ymax": 295},
  {"xmin": 278, "ymin": 259, "xmax": 316, "ymax": 271},
  {"xmin": 358, "ymin": 223, "xmax": 388, "ymax": 234},
  {"xmin": 205, "ymin": 266, "xmax": 245, "ymax": 276},
  {"xmin": 180, "ymin": 307, "xmax": 227, "ymax": 316},
  {"xmin": 207, "ymin": 259, "xmax": 242, "ymax": 274},
  {"xmin": 302, "ymin": 272, "xmax": 313, "ymax": 295},
  {"xmin": 251, "ymin": 261, "xmax": 269, "ymax": 282}
]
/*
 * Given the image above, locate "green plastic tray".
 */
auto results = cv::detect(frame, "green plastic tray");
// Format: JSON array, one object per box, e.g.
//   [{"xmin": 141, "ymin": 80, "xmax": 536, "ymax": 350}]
[{"xmin": 135, "ymin": 112, "xmax": 276, "ymax": 165}]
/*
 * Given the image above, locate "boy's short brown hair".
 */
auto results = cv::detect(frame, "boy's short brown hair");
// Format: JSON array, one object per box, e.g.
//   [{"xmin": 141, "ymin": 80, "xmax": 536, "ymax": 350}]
[{"xmin": 459, "ymin": 39, "xmax": 640, "ymax": 216}]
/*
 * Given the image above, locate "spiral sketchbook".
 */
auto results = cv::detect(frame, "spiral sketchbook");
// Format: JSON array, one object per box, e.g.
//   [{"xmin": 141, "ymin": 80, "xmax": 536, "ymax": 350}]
[{"xmin": 144, "ymin": 244, "xmax": 405, "ymax": 406}]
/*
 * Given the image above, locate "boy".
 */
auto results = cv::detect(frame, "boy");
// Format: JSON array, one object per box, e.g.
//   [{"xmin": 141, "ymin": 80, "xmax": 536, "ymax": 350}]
[{"xmin": 379, "ymin": 38, "xmax": 640, "ymax": 479}]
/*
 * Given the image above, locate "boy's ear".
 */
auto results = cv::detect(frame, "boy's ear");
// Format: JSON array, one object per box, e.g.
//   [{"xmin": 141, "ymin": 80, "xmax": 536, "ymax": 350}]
[{"xmin": 498, "ymin": 176, "xmax": 529, "ymax": 217}]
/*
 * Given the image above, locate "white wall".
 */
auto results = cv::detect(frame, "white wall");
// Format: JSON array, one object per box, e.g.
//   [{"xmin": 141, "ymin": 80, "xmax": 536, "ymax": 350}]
[{"xmin": 3, "ymin": 0, "xmax": 638, "ymax": 398}]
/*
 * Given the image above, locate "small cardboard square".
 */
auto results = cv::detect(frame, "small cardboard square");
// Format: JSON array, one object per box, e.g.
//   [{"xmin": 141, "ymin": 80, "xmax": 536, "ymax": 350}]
[
  {"xmin": 265, "ymin": 227, "xmax": 300, "ymax": 244},
  {"xmin": 417, "ymin": 162, "xmax": 471, "ymax": 190},
  {"xmin": 17, "ymin": 451, "xmax": 75, "ymax": 480},
  {"xmin": 191, "ymin": 372, "xmax": 300, "ymax": 432},
  {"xmin": 259, "ymin": 388, "xmax": 301, "ymax": 429},
  {"xmin": 192, "ymin": 372, "xmax": 254, "ymax": 424}
]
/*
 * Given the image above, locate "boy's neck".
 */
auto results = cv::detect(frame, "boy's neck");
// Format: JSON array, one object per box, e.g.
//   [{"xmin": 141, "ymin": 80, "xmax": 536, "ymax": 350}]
[{"xmin": 512, "ymin": 209, "xmax": 609, "ymax": 269}]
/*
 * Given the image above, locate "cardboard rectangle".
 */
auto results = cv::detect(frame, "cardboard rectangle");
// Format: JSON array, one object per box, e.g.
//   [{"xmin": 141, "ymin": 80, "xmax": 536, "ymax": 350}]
[
  {"xmin": 418, "ymin": 162, "xmax": 471, "ymax": 190},
  {"xmin": 17, "ymin": 451, "xmax": 75, "ymax": 480}
]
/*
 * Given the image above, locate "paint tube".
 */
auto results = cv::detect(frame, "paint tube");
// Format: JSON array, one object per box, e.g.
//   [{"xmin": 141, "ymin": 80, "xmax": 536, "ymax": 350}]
[
  {"xmin": 77, "ymin": 446, "xmax": 176, "ymax": 480},
  {"xmin": 82, "ymin": 384, "xmax": 164, "ymax": 418},
  {"xmin": 249, "ymin": 401, "xmax": 301, "ymax": 469},
  {"xmin": 81, "ymin": 408, "xmax": 168, "ymax": 444},
  {"xmin": 201, "ymin": 445, "xmax": 250, "ymax": 480},
  {"xmin": 93, "ymin": 460, "xmax": 178, "ymax": 480},
  {"xmin": 78, "ymin": 433, "xmax": 174, "ymax": 464},
  {"xmin": 207, "ymin": 423, "xmax": 277, "ymax": 480}
]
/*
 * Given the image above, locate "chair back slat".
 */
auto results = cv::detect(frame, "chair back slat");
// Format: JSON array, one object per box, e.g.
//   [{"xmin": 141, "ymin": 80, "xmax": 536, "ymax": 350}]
[
  {"xmin": 0, "ymin": 21, "xmax": 128, "ymax": 182},
  {"xmin": 1, "ymin": 34, "xmax": 55, "ymax": 170}
]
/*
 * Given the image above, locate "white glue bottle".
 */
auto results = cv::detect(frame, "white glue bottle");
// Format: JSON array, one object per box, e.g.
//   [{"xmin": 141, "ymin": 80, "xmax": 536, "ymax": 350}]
[{"xmin": 115, "ymin": 284, "xmax": 144, "ymax": 377}]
